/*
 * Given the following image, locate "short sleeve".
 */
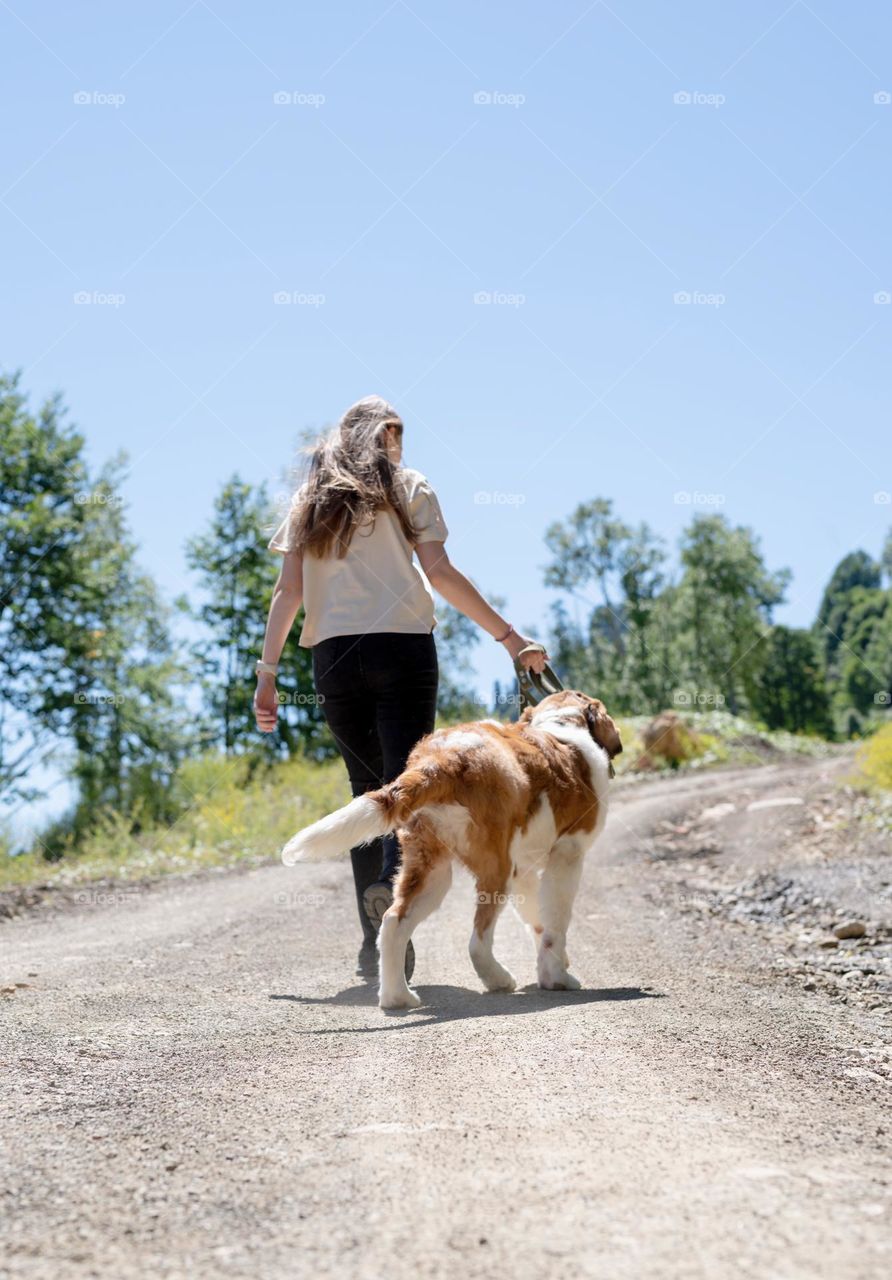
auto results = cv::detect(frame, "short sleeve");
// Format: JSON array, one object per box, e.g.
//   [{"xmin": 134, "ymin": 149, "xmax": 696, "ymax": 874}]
[
  {"xmin": 409, "ymin": 478, "xmax": 449, "ymax": 544},
  {"xmin": 268, "ymin": 509, "xmax": 296, "ymax": 555}
]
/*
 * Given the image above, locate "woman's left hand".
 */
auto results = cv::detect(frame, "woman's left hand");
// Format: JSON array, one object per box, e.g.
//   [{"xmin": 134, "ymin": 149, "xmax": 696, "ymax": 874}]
[
  {"xmin": 502, "ymin": 630, "xmax": 550, "ymax": 674},
  {"xmin": 254, "ymin": 674, "xmax": 279, "ymax": 733}
]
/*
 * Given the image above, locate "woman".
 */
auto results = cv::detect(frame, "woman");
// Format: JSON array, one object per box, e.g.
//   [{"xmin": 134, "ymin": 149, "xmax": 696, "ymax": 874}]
[{"xmin": 254, "ymin": 395, "xmax": 547, "ymax": 973}]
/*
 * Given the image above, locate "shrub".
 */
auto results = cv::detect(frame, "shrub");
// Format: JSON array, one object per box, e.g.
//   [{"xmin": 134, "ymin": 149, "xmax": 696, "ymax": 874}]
[{"xmin": 855, "ymin": 723, "xmax": 892, "ymax": 791}]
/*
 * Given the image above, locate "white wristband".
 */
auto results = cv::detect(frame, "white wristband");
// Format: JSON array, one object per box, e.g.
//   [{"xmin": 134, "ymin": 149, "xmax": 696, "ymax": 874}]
[{"xmin": 255, "ymin": 660, "xmax": 279, "ymax": 676}]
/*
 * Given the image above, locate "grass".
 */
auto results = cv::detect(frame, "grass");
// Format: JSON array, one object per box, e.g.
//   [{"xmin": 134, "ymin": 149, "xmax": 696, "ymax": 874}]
[{"xmin": 1, "ymin": 754, "xmax": 350, "ymax": 892}]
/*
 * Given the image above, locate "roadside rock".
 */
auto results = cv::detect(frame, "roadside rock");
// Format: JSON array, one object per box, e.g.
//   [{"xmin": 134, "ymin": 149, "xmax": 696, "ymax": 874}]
[{"xmin": 834, "ymin": 920, "xmax": 867, "ymax": 940}]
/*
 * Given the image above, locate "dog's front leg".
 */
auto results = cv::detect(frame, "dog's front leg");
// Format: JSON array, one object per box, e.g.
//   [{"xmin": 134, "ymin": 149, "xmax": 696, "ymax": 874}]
[{"xmin": 537, "ymin": 841, "xmax": 584, "ymax": 990}]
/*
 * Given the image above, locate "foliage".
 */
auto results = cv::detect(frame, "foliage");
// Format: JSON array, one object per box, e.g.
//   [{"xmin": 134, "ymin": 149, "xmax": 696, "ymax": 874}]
[
  {"xmin": 4, "ymin": 752, "xmax": 350, "ymax": 888},
  {"xmin": 854, "ymin": 723, "xmax": 892, "ymax": 792},
  {"xmin": 745, "ymin": 626, "xmax": 833, "ymax": 737},
  {"xmin": 545, "ymin": 502, "xmax": 791, "ymax": 720},
  {"xmin": 434, "ymin": 602, "xmax": 489, "ymax": 722},
  {"xmin": 0, "ymin": 374, "xmax": 188, "ymax": 822},
  {"xmin": 180, "ymin": 477, "xmax": 329, "ymax": 758}
]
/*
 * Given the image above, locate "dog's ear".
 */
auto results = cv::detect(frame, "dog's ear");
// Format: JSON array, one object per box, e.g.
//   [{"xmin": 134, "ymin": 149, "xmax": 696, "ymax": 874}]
[
  {"xmin": 583, "ymin": 700, "xmax": 623, "ymax": 759},
  {"xmin": 519, "ymin": 705, "xmax": 535, "ymax": 725}
]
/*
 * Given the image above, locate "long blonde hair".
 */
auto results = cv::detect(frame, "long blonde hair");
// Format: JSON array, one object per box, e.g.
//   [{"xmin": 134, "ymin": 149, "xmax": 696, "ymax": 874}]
[{"xmin": 291, "ymin": 396, "xmax": 419, "ymax": 559}]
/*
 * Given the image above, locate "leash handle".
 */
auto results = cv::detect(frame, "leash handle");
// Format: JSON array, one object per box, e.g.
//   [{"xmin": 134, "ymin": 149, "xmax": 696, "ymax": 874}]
[{"xmin": 513, "ymin": 644, "xmax": 565, "ymax": 709}]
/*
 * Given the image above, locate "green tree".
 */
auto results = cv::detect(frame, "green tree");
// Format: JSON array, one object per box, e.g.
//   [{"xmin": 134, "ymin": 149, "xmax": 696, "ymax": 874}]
[
  {"xmin": 182, "ymin": 477, "xmax": 328, "ymax": 757},
  {"xmin": 434, "ymin": 603, "xmax": 488, "ymax": 722},
  {"xmin": 1, "ymin": 372, "xmax": 187, "ymax": 834},
  {"xmin": 881, "ymin": 529, "xmax": 892, "ymax": 588},
  {"xmin": 0, "ymin": 373, "xmax": 90, "ymax": 802},
  {"xmin": 56, "ymin": 461, "xmax": 189, "ymax": 836},
  {"xmin": 544, "ymin": 498, "xmax": 632, "ymax": 659},
  {"xmin": 746, "ymin": 626, "xmax": 833, "ymax": 736},
  {"xmin": 814, "ymin": 550, "xmax": 881, "ymax": 673},
  {"xmin": 838, "ymin": 590, "xmax": 892, "ymax": 718},
  {"xmin": 544, "ymin": 499, "xmax": 677, "ymax": 713},
  {"xmin": 676, "ymin": 515, "xmax": 790, "ymax": 714}
]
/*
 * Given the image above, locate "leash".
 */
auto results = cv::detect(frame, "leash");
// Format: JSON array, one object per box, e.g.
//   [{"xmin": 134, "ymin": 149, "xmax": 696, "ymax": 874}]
[
  {"xmin": 513, "ymin": 645, "xmax": 615, "ymax": 779},
  {"xmin": 513, "ymin": 644, "xmax": 564, "ymax": 710}
]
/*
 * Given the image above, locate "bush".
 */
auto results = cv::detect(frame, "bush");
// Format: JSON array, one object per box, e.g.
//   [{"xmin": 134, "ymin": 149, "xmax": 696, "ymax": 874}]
[
  {"xmin": 3, "ymin": 751, "xmax": 351, "ymax": 888},
  {"xmin": 854, "ymin": 723, "xmax": 892, "ymax": 791}
]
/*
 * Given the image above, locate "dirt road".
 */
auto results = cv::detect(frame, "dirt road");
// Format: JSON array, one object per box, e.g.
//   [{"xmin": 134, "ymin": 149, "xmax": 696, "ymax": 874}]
[{"xmin": 2, "ymin": 756, "xmax": 890, "ymax": 1279}]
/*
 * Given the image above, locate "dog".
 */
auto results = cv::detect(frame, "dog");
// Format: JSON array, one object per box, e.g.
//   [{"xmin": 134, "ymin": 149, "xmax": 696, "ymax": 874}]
[{"xmin": 281, "ymin": 690, "xmax": 622, "ymax": 1009}]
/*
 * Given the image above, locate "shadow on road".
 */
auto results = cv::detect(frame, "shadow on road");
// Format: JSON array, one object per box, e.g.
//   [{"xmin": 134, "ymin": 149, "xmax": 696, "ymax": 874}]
[{"xmin": 269, "ymin": 982, "xmax": 663, "ymax": 1030}]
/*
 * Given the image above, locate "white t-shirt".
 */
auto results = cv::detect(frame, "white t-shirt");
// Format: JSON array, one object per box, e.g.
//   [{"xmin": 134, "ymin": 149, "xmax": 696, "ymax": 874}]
[{"xmin": 268, "ymin": 467, "xmax": 449, "ymax": 648}]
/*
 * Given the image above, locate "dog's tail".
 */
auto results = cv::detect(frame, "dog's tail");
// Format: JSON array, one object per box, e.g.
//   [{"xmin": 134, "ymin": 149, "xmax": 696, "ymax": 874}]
[{"xmin": 280, "ymin": 765, "xmax": 450, "ymax": 866}]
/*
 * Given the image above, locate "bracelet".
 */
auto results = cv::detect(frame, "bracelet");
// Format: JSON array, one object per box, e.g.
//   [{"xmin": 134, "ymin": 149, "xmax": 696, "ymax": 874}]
[
  {"xmin": 494, "ymin": 624, "xmax": 515, "ymax": 644},
  {"xmin": 255, "ymin": 660, "xmax": 279, "ymax": 676}
]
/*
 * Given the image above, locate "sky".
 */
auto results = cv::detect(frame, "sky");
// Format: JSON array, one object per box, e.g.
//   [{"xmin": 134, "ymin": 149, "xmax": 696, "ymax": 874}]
[{"xmin": 2, "ymin": 0, "xmax": 891, "ymax": 825}]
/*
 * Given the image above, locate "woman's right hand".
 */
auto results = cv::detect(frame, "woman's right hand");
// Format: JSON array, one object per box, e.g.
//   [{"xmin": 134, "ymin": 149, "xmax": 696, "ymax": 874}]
[
  {"xmin": 254, "ymin": 674, "xmax": 279, "ymax": 733},
  {"xmin": 502, "ymin": 630, "xmax": 550, "ymax": 675}
]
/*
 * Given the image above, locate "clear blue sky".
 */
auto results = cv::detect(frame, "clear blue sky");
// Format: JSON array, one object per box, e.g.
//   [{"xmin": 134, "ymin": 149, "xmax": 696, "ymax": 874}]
[{"xmin": 2, "ymin": 0, "xmax": 890, "ymax": 720}]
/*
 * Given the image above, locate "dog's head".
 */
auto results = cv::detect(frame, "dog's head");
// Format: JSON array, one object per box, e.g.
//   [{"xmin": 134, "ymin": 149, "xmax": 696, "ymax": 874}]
[{"xmin": 521, "ymin": 690, "xmax": 623, "ymax": 767}]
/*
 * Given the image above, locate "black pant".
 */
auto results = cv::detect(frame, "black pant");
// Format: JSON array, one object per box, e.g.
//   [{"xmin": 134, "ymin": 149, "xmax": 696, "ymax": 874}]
[{"xmin": 312, "ymin": 631, "xmax": 439, "ymax": 941}]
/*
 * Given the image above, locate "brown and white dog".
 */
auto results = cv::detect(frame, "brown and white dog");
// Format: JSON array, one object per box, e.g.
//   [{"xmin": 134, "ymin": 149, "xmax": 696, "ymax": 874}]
[{"xmin": 281, "ymin": 691, "xmax": 622, "ymax": 1009}]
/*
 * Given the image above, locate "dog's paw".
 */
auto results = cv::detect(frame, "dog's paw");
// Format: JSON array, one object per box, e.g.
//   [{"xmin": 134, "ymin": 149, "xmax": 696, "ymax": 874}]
[
  {"xmin": 379, "ymin": 987, "xmax": 421, "ymax": 1010},
  {"xmin": 538, "ymin": 971, "xmax": 582, "ymax": 992},
  {"xmin": 484, "ymin": 970, "xmax": 517, "ymax": 994}
]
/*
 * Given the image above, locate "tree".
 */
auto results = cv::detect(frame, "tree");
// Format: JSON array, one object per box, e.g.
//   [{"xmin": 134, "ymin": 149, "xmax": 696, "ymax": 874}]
[
  {"xmin": 746, "ymin": 627, "xmax": 833, "ymax": 736},
  {"xmin": 434, "ymin": 603, "xmax": 488, "ymax": 722},
  {"xmin": 182, "ymin": 477, "xmax": 328, "ymax": 758},
  {"xmin": 676, "ymin": 516, "xmax": 790, "ymax": 714},
  {"xmin": 0, "ymin": 372, "xmax": 90, "ymax": 803},
  {"xmin": 838, "ymin": 590, "xmax": 892, "ymax": 718},
  {"xmin": 814, "ymin": 550, "xmax": 881, "ymax": 673},
  {"xmin": 55, "ymin": 460, "xmax": 189, "ymax": 837},
  {"xmin": 544, "ymin": 499, "xmax": 673, "ymax": 711},
  {"xmin": 881, "ymin": 529, "xmax": 892, "ymax": 589},
  {"xmin": 0, "ymin": 372, "xmax": 188, "ymax": 835},
  {"xmin": 544, "ymin": 498, "xmax": 632, "ymax": 658}
]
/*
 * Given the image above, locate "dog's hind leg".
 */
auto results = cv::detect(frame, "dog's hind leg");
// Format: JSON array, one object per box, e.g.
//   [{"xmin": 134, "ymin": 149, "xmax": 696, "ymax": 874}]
[
  {"xmin": 511, "ymin": 870, "xmax": 544, "ymax": 959},
  {"xmin": 537, "ymin": 840, "xmax": 584, "ymax": 991},
  {"xmin": 469, "ymin": 875, "xmax": 516, "ymax": 993},
  {"xmin": 378, "ymin": 828, "xmax": 452, "ymax": 1010}
]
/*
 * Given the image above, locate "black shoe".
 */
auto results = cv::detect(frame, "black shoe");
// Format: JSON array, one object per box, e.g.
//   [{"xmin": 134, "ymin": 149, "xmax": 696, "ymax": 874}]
[
  {"xmin": 355, "ymin": 941, "xmax": 378, "ymax": 981},
  {"xmin": 362, "ymin": 881, "xmax": 415, "ymax": 982}
]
